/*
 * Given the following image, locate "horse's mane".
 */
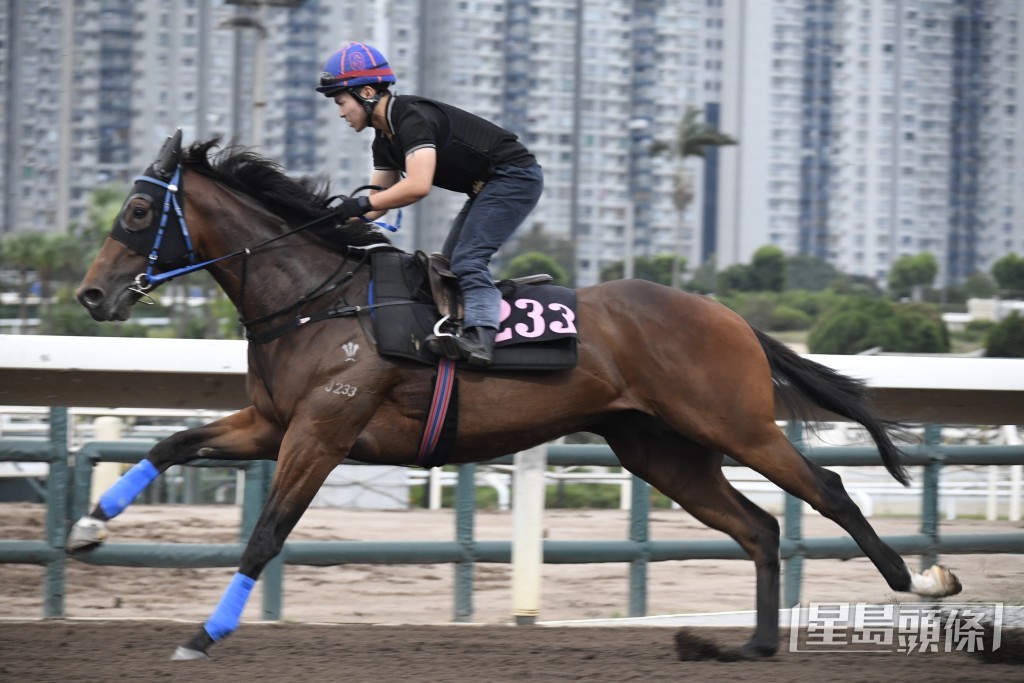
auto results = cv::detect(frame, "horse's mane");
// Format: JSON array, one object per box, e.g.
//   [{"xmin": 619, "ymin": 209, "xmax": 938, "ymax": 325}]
[{"xmin": 180, "ymin": 138, "xmax": 392, "ymax": 250}]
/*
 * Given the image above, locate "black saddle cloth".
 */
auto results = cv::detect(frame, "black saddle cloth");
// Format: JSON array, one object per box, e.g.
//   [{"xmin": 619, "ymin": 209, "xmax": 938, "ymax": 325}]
[{"xmin": 369, "ymin": 251, "xmax": 578, "ymax": 371}]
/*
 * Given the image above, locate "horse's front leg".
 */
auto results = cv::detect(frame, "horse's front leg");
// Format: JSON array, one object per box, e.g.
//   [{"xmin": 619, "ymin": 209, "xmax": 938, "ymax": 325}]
[
  {"xmin": 171, "ymin": 424, "xmax": 350, "ymax": 660},
  {"xmin": 67, "ymin": 406, "xmax": 283, "ymax": 551}
]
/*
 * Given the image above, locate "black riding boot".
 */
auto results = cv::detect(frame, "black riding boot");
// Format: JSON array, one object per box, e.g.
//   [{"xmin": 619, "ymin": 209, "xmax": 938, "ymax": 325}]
[{"xmin": 453, "ymin": 326, "xmax": 496, "ymax": 367}]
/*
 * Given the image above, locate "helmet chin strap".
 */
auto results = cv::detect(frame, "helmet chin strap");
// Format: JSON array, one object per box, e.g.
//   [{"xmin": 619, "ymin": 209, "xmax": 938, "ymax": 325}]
[{"xmin": 349, "ymin": 88, "xmax": 383, "ymax": 126}]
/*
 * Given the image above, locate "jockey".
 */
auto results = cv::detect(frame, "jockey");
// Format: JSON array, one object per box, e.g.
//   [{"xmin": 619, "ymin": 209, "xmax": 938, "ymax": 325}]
[{"xmin": 316, "ymin": 42, "xmax": 544, "ymax": 367}]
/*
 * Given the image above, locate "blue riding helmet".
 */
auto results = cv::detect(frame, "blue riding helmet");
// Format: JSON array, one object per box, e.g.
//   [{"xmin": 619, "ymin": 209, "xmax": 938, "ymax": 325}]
[{"xmin": 316, "ymin": 42, "xmax": 396, "ymax": 97}]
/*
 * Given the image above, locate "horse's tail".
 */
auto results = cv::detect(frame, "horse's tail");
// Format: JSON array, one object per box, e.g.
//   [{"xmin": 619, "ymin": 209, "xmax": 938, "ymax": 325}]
[{"xmin": 752, "ymin": 327, "xmax": 910, "ymax": 486}]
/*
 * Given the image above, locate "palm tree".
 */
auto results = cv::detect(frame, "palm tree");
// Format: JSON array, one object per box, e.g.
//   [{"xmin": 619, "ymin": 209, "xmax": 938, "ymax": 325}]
[
  {"xmin": 1, "ymin": 231, "xmax": 47, "ymax": 332},
  {"xmin": 36, "ymin": 232, "xmax": 82, "ymax": 333},
  {"xmin": 652, "ymin": 105, "xmax": 737, "ymax": 288}
]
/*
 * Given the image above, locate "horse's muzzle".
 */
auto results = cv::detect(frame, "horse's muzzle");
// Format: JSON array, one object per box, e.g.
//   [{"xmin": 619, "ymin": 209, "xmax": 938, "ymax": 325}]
[{"xmin": 76, "ymin": 285, "xmax": 135, "ymax": 321}]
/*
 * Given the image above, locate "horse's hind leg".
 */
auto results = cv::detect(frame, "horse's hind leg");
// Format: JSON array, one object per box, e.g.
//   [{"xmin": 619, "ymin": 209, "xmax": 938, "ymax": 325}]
[
  {"xmin": 726, "ymin": 423, "xmax": 961, "ymax": 598},
  {"xmin": 67, "ymin": 407, "xmax": 283, "ymax": 551},
  {"xmin": 602, "ymin": 426, "xmax": 782, "ymax": 657}
]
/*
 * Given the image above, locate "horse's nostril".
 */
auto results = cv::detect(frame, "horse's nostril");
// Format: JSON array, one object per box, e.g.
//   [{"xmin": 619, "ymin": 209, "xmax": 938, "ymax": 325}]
[{"xmin": 77, "ymin": 287, "xmax": 104, "ymax": 309}]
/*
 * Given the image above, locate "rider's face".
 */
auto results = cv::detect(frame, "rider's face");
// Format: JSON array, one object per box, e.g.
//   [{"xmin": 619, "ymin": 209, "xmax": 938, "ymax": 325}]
[{"xmin": 334, "ymin": 91, "xmax": 369, "ymax": 132}]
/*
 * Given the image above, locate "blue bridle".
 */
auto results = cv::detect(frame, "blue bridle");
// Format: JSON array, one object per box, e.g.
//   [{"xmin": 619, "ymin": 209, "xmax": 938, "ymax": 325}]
[{"xmin": 128, "ymin": 167, "xmax": 202, "ymax": 294}]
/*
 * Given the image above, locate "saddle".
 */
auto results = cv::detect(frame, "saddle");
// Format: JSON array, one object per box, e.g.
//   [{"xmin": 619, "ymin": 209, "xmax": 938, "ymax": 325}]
[
  {"xmin": 420, "ymin": 252, "xmax": 554, "ymax": 321},
  {"xmin": 369, "ymin": 250, "xmax": 578, "ymax": 371}
]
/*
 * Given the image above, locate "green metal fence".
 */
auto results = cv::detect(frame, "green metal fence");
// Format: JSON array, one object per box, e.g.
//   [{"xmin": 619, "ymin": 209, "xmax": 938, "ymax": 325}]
[{"xmin": 2, "ymin": 408, "xmax": 1023, "ymax": 622}]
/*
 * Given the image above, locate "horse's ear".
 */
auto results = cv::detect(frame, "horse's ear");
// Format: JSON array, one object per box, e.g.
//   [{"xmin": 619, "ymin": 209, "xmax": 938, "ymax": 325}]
[{"xmin": 152, "ymin": 129, "xmax": 183, "ymax": 180}]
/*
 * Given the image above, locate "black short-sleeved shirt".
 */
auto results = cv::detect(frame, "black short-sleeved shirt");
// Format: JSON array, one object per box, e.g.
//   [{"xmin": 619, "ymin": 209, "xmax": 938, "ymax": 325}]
[{"xmin": 372, "ymin": 94, "xmax": 536, "ymax": 195}]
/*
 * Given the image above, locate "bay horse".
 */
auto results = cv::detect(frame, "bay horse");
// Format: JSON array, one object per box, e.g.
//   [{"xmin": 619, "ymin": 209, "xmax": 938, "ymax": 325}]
[{"xmin": 69, "ymin": 131, "xmax": 961, "ymax": 660}]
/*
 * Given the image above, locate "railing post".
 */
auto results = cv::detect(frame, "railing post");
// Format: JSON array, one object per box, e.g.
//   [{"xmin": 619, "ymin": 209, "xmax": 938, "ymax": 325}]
[
  {"xmin": 921, "ymin": 424, "xmax": 942, "ymax": 570},
  {"xmin": 72, "ymin": 445, "xmax": 96, "ymax": 522},
  {"xmin": 454, "ymin": 463, "xmax": 476, "ymax": 622},
  {"xmin": 783, "ymin": 420, "xmax": 805, "ymax": 608},
  {"xmin": 45, "ymin": 406, "xmax": 69, "ymax": 618},
  {"xmin": 627, "ymin": 474, "xmax": 650, "ymax": 617},
  {"xmin": 1002, "ymin": 425, "xmax": 1022, "ymax": 522},
  {"xmin": 182, "ymin": 417, "xmax": 203, "ymax": 504},
  {"xmin": 239, "ymin": 460, "xmax": 282, "ymax": 621},
  {"xmin": 511, "ymin": 446, "xmax": 546, "ymax": 625},
  {"xmin": 90, "ymin": 416, "xmax": 124, "ymax": 507}
]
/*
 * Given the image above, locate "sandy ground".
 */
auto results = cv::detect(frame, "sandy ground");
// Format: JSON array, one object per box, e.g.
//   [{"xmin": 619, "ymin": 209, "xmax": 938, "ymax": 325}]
[
  {"xmin": 2, "ymin": 503, "xmax": 1023, "ymax": 625},
  {"xmin": 4, "ymin": 622, "xmax": 1024, "ymax": 682}
]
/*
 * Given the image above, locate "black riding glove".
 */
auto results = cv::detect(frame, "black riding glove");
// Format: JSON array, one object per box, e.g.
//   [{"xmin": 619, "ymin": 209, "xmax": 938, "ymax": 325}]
[{"xmin": 333, "ymin": 195, "xmax": 373, "ymax": 223}]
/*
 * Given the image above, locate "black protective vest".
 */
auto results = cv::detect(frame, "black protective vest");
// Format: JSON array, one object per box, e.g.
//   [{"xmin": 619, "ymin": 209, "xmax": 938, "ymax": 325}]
[{"xmin": 372, "ymin": 95, "xmax": 535, "ymax": 195}]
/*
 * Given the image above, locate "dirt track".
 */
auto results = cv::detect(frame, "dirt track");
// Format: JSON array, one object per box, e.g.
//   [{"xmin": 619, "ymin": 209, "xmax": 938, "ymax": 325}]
[
  {"xmin": 2, "ymin": 622, "xmax": 1022, "ymax": 682},
  {"xmin": 2, "ymin": 504, "xmax": 1023, "ymax": 680}
]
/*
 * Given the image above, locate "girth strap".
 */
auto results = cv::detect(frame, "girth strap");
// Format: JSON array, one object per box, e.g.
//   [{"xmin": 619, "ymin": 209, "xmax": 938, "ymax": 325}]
[{"xmin": 415, "ymin": 357, "xmax": 459, "ymax": 468}]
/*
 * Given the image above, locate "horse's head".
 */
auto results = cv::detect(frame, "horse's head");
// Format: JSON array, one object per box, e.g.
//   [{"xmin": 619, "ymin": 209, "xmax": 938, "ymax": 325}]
[
  {"xmin": 77, "ymin": 130, "xmax": 197, "ymax": 321},
  {"xmin": 78, "ymin": 131, "xmax": 393, "ymax": 325}
]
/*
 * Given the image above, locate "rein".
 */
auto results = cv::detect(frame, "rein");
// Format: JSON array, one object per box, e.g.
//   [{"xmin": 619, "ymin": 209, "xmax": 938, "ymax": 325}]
[
  {"xmin": 130, "ymin": 165, "xmax": 410, "ymax": 343},
  {"xmin": 129, "ymin": 171, "xmax": 336, "ymax": 295},
  {"xmin": 130, "ymin": 172, "xmax": 401, "ymax": 294},
  {"xmin": 240, "ymin": 242, "xmax": 408, "ymax": 344}
]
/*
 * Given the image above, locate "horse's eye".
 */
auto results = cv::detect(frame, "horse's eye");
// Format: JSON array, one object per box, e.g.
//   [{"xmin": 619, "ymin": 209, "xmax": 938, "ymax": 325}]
[{"xmin": 122, "ymin": 197, "xmax": 153, "ymax": 232}]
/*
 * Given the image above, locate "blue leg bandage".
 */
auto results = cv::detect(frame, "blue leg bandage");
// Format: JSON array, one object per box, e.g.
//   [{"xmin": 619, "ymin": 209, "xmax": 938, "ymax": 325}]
[
  {"xmin": 204, "ymin": 572, "xmax": 256, "ymax": 641},
  {"xmin": 97, "ymin": 459, "xmax": 160, "ymax": 519}
]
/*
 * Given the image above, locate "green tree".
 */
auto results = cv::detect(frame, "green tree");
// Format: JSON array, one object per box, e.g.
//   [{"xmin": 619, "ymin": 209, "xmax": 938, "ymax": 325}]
[
  {"xmin": 651, "ymin": 105, "xmax": 737, "ymax": 287},
  {"xmin": 1, "ymin": 231, "xmax": 47, "ymax": 332},
  {"xmin": 992, "ymin": 253, "xmax": 1024, "ymax": 297},
  {"xmin": 684, "ymin": 256, "xmax": 717, "ymax": 294},
  {"xmin": 749, "ymin": 245, "xmax": 786, "ymax": 292},
  {"xmin": 808, "ymin": 298, "xmax": 949, "ymax": 354},
  {"xmin": 888, "ymin": 252, "xmax": 938, "ymax": 300},
  {"xmin": 36, "ymin": 232, "xmax": 83, "ymax": 327},
  {"xmin": 963, "ymin": 272, "xmax": 997, "ymax": 300},
  {"xmin": 714, "ymin": 246, "xmax": 785, "ymax": 294},
  {"xmin": 778, "ymin": 289, "xmax": 843, "ymax": 318},
  {"xmin": 785, "ymin": 254, "xmax": 841, "ymax": 291},
  {"xmin": 893, "ymin": 301, "xmax": 951, "ymax": 353},
  {"xmin": 42, "ymin": 286, "xmax": 106, "ymax": 336},
  {"xmin": 600, "ymin": 254, "xmax": 678, "ymax": 286},
  {"xmin": 502, "ymin": 224, "xmax": 575, "ymax": 286},
  {"xmin": 829, "ymin": 274, "xmax": 883, "ymax": 298},
  {"xmin": 985, "ymin": 311, "xmax": 1024, "ymax": 357},
  {"xmin": 716, "ymin": 263, "xmax": 753, "ymax": 293},
  {"xmin": 499, "ymin": 252, "xmax": 569, "ymax": 286},
  {"xmin": 83, "ymin": 186, "xmax": 124, "ymax": 241}
]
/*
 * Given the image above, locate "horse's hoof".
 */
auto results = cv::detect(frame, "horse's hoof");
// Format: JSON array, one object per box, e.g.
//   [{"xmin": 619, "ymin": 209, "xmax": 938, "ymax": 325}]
[
  {"xmin": 739, "ymin": 641, "xmax": 778, "ymax": 658},
  {"xmin": 66, "ymin": 516, "xmax": 108, "ymax": 552},
  {"xmin": 170, "ymin": 646, "xmax": 210, "ymax": 661},
  {"xmin": 910, "ymin": 564, "xmax": 963, "ymax": 597}
]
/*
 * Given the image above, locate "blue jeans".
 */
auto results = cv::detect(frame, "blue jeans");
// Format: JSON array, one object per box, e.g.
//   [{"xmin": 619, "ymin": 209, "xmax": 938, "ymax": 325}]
[{"xmin": 441, "ymin": 163, "xmax": 544, "ymax": 330}]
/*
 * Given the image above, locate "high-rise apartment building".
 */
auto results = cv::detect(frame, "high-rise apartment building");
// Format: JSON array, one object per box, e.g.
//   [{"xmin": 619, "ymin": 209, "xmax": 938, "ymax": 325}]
[
  {"xmin": 965, "ymin": 0, "xmax": 1024, "ymax": 279},
  {"xmin": 3, "ymin": 1, "xmax": 65, "ymax": 236},
  {"xmin": 719, "ymin": 0, "xmax": 1023, "ymax": 287},
  {"xmin": 3, "ymin": 0, "xmax": 1022, "ymax": 289},
  {"xmin": 0, "ymin": 0, "xmax": 722, "ymax": 285},
  {"xmin": 827, "ymin": 0, "xmax": 953, "ymax": 283}
]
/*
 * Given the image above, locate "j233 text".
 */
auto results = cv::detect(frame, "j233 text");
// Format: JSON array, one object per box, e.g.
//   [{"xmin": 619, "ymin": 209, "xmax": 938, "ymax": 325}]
[{"xmin": 325, "ymin": 381, "xmax": 358, "ymax": 397}]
